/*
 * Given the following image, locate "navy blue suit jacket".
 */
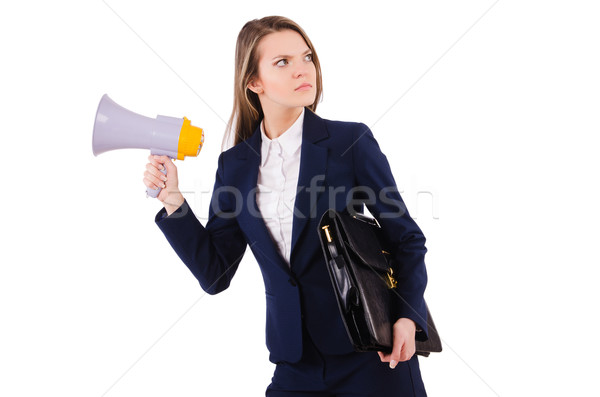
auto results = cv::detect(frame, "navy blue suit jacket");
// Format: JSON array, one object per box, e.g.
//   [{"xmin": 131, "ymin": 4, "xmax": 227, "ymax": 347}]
[{"xmin": 155, "ymin": 107, "xmax": 429, "ymax": 364}]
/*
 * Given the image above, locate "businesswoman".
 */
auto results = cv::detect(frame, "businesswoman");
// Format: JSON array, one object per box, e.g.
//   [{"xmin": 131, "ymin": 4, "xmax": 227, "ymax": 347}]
[{"xmin": 143, "ymin": 16, "xmax": 430, "ymax": 396}]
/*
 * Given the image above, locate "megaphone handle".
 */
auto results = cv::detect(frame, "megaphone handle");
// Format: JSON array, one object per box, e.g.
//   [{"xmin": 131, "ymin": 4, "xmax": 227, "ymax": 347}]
[{"xmin": 146, "ymin": 163, "xmax": 168, "ymax": 198}]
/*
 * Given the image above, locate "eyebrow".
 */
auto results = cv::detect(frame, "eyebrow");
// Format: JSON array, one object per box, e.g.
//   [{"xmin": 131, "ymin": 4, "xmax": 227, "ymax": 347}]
[{"xmin": 271, "ymin": 49, "xmax": 312, "ymax": 60}]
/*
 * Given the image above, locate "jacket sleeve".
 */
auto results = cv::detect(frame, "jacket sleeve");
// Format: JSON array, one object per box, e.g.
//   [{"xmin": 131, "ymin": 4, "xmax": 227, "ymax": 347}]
[
  {"xmin": 155, "ymin": 152, "xmax": 247, "ymax": 295},
  {"xmin": 351, "ymin": 123, "xmax": 429, "ymax": 340}
]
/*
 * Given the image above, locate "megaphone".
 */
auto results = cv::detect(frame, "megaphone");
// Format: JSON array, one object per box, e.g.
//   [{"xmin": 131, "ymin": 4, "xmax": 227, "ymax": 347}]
[{"xmin": 92, "ymin": 94, "xmax": 204, "ymax": 198}]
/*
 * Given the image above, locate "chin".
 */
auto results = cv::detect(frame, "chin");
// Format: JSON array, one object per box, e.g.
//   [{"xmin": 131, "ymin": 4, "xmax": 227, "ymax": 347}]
[
  {"xmin": 300, "ymin": 95, "xmax": 317, "ymax": 107},
  {"xmin": 285, "ymin": 99, "xmax": 313, "ymax": 109}
]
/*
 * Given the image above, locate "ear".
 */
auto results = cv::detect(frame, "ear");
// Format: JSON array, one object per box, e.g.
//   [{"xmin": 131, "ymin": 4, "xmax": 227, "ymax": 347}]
[{"xmin": 247, "ymin": 78, "xmax": 263, "ymax": 94}]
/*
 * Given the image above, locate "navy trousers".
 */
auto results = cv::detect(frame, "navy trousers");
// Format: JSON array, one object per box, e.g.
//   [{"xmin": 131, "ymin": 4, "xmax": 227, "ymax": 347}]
[{"xmin": 266, "ymin": 325, "xmax": 427, "ymax": 396}]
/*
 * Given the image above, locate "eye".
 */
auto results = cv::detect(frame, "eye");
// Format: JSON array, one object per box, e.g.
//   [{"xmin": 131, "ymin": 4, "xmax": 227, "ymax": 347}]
[
  {"xmin": 305, "ymin": 53, "xmax": 313, "ymax": 62},
  {"xmin": 275, "ymin": 59, "xmax": 288, "ymax": 67}
]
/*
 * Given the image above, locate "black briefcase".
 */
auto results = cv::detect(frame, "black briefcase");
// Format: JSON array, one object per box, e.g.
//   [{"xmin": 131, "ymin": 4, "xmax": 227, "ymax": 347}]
[{"xmin": 317, "ymin": 208, "xmax": 442, "ymax": 357}]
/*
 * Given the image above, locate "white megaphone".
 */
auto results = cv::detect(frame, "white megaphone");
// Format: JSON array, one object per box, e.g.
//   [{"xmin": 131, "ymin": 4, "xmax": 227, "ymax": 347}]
[{"xmin": 92, "ymin": 94, "xmax": 204, "ymax": 198}]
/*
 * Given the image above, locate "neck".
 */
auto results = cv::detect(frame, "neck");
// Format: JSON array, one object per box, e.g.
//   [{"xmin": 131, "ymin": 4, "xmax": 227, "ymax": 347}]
[{"xmin": 262, "ymin": 106, "xmax": 304, "ymax": 140}]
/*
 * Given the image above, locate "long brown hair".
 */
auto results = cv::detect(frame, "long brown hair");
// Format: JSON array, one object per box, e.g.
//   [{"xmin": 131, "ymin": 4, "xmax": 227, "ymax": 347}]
[{"xmin": 221, "ymin": 16, "xmax": 323, "ymax": 151}]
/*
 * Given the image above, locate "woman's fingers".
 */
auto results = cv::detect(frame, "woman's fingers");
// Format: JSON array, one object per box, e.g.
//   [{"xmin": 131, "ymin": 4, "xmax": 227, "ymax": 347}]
[
  {"xmin": 143, "ymin": 171, "xmax": 165, "ymax": 190},
  {"xmin": 145, "ymin": 162, "xmax": 167, "ymax": 181},
  {"xmin": 147, "ymin": 154, "xmax": 159, "ymax": 167},
  {"xmin": 143, "ymin": 161, "xmax": 167, "ymax": 190},
  {"xmin": 377, "ymin": 319, "xmax": 417, "ymax": 368},
  {"xmin": 143, "ymin": 155, "xmax": 180, "ymax": 197}
]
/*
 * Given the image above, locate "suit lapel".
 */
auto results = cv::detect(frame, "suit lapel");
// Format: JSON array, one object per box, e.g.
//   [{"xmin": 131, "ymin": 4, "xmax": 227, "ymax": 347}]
[
  {"xmin": 234, "ymin": 124, "xmax": 290, "ymax": 273},
  {"xmin": 290, "ymin": 108, "xmax": 329, "ymax": 264},
  {"xmin": 235, "ymin": 107, "xmax": 329, "ymax": 271}
]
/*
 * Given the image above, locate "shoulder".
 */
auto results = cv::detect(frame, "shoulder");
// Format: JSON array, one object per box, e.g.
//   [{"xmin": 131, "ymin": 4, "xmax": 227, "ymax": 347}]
[
  {"xmin": 221, "ymin": 140, "xmax": 243, "ymax": 159},
  {"xmin": 219, "ymin": 132, "xmax": 255, "ymax": 164},
  {"xmin": 319, "ymin": 113, "xmax": 376, "ymax": 151},
  {"xmin": 311, "ymin": 112, "xmax": 372, "ymax": 149},
  {"xmin": 319, "ymin": 113, "xmax": 367, "ymax": 134}
]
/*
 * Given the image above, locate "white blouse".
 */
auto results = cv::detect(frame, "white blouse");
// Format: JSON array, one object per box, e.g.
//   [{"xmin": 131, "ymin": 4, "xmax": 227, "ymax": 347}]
[{"xmin": 256, "ymin": 108, "xmax": 304, "ymax": 266}]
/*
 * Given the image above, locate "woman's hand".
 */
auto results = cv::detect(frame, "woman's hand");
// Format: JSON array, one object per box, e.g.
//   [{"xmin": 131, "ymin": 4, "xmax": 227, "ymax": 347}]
[
  {"xmin": 143, "ymin": 154, "xmax": 184, "ymax": 215},
  {"xmin": 377, "ymin": 318, "xmax": 416, "ymax": 369}
]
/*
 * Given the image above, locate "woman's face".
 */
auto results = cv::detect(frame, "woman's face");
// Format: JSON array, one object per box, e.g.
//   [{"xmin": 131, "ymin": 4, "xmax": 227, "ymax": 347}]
[{"xmin": 249, "ymin": 29, "xmax": 317, "ymax": 112}]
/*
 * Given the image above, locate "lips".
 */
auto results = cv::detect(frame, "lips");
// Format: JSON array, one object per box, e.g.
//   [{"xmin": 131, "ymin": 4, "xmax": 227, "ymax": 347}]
[{"xmin": 295, "ymin": 83, "xmax": 312, "ymax": 91}]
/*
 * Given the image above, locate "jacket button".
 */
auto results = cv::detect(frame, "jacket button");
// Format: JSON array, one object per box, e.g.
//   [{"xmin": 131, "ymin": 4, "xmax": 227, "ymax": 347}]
[{"xmin": 288, "ymin": 278, "xmax": 297, "ymax": 287}]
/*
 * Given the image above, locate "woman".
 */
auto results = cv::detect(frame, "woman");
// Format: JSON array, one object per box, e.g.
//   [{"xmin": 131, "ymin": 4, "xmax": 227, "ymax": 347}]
[{"xmin": 143, "ymin": 16, "xmax": 429, "ymax": 396}]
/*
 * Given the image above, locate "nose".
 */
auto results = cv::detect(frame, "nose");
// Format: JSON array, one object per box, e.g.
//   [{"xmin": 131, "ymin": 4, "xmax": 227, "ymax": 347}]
[{"xmin": 293, "ymin": 61, "xmax": 310, "ymax": 78}]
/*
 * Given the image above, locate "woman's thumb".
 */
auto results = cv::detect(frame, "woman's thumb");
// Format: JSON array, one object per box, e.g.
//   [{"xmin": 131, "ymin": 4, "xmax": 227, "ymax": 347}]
[{"xmin": 389, "ymin": 338, "xmax": 403, "ymax": 369}]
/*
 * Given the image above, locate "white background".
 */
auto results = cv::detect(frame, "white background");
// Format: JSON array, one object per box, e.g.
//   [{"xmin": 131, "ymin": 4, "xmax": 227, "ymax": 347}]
[{"xmin": 1, "ymin": 1, "xmax": 599, "ymax": 396}]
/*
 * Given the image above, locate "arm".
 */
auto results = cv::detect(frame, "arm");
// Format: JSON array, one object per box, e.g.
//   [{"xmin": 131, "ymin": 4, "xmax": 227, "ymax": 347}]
[
  {"xmin": 149, "ymin": 153, "xmax": 247, "ymax": 295},
  {"xmin": 351, "ymin": 124, "xmax": 429, "ymax": 363}
]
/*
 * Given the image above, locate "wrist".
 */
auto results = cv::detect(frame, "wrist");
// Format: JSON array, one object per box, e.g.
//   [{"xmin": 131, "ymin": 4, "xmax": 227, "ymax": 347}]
[
  {"xmin": 396, "ymin": 317, "xmax": 417, "ymax": 332},
  {"xmin": 162, "ymin": 191, "xmax": 184, "ymax": 215}
]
